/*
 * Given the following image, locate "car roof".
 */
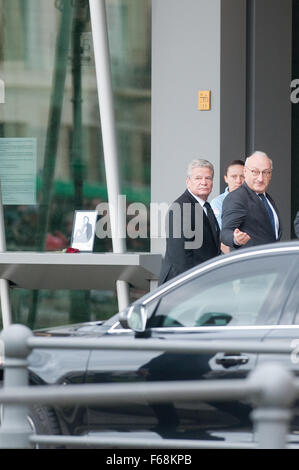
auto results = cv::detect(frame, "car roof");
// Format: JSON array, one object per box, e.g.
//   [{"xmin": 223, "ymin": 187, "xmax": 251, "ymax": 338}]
[{"xmin": 137, "ymin": 240, "xmax": 299, "ymax": 306}]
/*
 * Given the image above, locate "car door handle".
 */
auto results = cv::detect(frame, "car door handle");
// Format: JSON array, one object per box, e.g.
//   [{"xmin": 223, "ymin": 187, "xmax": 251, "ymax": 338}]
[{"xmin": 216, "ymin": 354, "xmax": 249, "ymax": 368}]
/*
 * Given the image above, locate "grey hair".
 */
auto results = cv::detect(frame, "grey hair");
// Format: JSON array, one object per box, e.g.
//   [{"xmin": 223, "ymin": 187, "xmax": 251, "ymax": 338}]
[
  {"xmin": 186, "ymin": 159, "xmax": 214, "ymax": 178},
  {"xmin": 245, "ymin": 151, "xmax": 273, "ymax": 169}
]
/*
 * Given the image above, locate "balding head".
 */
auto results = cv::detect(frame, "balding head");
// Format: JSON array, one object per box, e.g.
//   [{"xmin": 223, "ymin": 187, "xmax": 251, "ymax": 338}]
[
  {"xmin": 244, "ymin": 151, "xmax": 273, "ymax": 194},
  {"xmin": 245, "ymin": 151, "xmax": 273, "ymax": 169}
]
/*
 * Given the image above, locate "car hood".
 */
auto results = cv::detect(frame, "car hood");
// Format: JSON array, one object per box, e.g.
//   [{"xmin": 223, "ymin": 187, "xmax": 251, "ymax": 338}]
[
  {"xmin": 29, "ymin": 320, "xmax": 119, "ymax": 385},
  {"xmin": 33, "ymin": 320, "xmax": 109, "ymax": 338}
]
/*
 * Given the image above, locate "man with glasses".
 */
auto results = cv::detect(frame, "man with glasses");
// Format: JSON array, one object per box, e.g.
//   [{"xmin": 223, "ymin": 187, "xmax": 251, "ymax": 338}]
[{"xmin": 221, "ymin": 151, "xmax": 282, "ymax": 249}]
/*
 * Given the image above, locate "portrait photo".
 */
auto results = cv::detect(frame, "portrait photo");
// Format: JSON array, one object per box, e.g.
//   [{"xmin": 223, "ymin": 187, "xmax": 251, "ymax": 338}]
[{"xmin": 71, "ymin": 210, "xmax": 98, "ymax": 252}]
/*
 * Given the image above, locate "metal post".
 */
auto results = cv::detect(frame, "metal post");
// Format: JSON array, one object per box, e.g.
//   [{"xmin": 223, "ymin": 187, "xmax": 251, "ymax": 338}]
[
  {"xmin": 37, "ymin": 0, "xmax": 74, "ymax": 249},
  {"xmin": 89, "ymin": 0, "xmax": 130, "ymax": 311},
  {"xmin": 69, "ymin": 1, "xmax": 91, "ymax": 324},
  {"xmin": 29, "ymin": 0, "xmax": 74, "ymax": 330},
  {"xmin": 0, "ymin": 183, "xmax": 12, "ymax": 328},
  {"xmin": 249, "ymin": 362, "xmax": 296, "ymax": 449},
  {"xmin": 0, "ymin": 324, "xmax": 33, "ymax": 448}
]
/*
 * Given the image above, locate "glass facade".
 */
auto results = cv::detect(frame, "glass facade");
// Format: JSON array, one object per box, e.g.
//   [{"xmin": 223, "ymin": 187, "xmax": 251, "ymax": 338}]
[{"xmin": 0, "ymin": 0, "xmax": 151, "ymax": 328}]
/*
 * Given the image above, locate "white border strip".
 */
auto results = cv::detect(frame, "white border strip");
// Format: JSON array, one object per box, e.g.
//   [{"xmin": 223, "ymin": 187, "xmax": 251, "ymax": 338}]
[{"xmin": 108, "ymin": 323, "xmax": 299, "ymax": 334}]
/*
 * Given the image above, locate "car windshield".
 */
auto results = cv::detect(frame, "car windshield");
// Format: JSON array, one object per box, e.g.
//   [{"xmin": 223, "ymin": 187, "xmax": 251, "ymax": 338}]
[{"xmin": 104, "ymin": 312, "xmax": 120, "ymax": 327}]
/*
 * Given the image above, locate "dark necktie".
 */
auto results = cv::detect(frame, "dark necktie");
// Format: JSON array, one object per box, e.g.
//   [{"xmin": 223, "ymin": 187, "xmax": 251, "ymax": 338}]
[
  {"xmin": 204, "ymin": 201, "xmax": 219, "ymax": 243},
  {"xmin": 258, "ymin": 194, "xmax": 276, "ymax": 237}
]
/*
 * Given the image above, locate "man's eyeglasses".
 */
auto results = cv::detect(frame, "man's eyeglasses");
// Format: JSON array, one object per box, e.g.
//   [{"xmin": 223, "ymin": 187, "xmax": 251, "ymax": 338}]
[{"xmin": 246, "ymin": 166, "xmax": 272, "ymax": 177}]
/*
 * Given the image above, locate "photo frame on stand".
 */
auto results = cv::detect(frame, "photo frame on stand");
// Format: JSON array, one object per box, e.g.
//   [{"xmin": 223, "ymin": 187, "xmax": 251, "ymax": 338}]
[{"xmin": 71, "ymin": 210, "xmax": 98, "ymax": 252}]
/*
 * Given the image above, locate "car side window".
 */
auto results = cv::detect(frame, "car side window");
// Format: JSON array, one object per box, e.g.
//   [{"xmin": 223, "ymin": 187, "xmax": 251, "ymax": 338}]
[{"xmin": 149, "ymin": 257, "xmax": 290, "ymax": 328}]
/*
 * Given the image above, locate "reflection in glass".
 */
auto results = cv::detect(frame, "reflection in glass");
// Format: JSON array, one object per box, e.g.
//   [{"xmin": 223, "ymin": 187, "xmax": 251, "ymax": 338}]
[
  {"xmin": 0, "ymin": 0, "xmax": 151, "ymax": 328},
  {"xmin": 150, "ymin": 270, "xmax": 280, "ymax": 328}
]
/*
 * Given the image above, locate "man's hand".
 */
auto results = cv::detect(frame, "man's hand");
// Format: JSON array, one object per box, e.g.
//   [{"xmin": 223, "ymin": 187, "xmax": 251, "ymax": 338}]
[
  {"xmin": 221, "ymin": 242, "xmax": 230, "ymax": 254},
  {"xmin": 233, "ymin": 228, "xmax": 251, "ymax": 246}
]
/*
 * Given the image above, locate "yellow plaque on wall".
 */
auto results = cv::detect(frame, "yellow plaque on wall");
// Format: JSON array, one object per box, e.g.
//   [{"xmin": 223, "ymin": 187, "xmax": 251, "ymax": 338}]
[{"xmin": 198, "ymin": 90, "xmax": 211, "ymax": 110}]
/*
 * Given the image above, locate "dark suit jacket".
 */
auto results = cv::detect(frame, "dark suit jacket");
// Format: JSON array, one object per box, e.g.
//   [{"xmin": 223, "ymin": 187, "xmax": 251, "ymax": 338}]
[
  {"xmin": 221, "ymin": 181, "xmax": 282, "ymax": 249},
  {"xmin": 158, "ymin": 190, "xmax": 221, "ymax": 285}
]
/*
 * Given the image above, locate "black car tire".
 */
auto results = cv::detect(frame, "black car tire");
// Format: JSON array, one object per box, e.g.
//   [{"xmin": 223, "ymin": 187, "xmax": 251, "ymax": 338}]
[{"xmin": 28, "ymin": 405, "xmax": 63, "ymax": 449}]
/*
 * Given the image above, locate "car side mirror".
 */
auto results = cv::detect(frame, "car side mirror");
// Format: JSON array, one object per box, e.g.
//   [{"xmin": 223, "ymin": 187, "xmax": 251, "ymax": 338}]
[{"xmin": 119, "ymin": 304, "xmax": 147, "ymax": 333}]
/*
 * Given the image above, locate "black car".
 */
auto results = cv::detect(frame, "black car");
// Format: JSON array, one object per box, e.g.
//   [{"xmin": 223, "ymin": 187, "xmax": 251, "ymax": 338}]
[{"xmin": 18, "ymin": 241, "xmax": 299, "ymax": 445}]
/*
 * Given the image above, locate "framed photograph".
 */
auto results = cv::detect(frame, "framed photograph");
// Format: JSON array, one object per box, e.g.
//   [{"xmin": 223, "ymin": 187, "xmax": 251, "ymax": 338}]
[{"xmin": 71, "ymin": 210, "xmax": 98, "ymax": 252}]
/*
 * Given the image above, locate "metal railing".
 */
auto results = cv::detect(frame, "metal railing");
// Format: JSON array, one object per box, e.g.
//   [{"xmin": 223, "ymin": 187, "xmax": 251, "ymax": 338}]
[{"xmin": 0, "ymin": 323, "xmax": 298, "ymax": 449}]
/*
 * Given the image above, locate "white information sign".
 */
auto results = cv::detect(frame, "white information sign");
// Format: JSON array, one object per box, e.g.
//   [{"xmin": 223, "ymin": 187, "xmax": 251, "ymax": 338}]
[{"xmin": 0, "ymin": 138, "xmax": 37, "ymax": 205}]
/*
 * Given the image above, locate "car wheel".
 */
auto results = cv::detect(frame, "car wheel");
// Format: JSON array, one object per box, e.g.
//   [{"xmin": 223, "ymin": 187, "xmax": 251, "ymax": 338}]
[{"xmin": 28, "ymin": 405, "xmax": 63, "ymax": 449}]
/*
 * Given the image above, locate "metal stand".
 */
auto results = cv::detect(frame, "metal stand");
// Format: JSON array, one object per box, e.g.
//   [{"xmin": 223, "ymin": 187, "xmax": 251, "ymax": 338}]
[
  {"xmin": 249, "ymin": 362, "xmax": 296, "ymax": 449},
  {"xmin": 89, "ymin": 0, "xmax": 130, "ymax": 311},
  {"xmin": 0, "ymin": 325, "xmax": 33, "ymax": 448},
  {"xmin": 28, "ymin": 0, "xmax": 74, "ymax": 329}
]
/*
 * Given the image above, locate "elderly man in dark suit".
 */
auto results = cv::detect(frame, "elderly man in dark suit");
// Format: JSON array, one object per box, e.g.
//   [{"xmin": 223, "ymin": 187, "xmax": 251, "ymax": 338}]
[
  {"xmin": 221, "ymin": 151, "xmax": 282, "ymax": 249},
  {"xmin": 158, "ymin": 159, "xmax": 221, "ymax": 285}
]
